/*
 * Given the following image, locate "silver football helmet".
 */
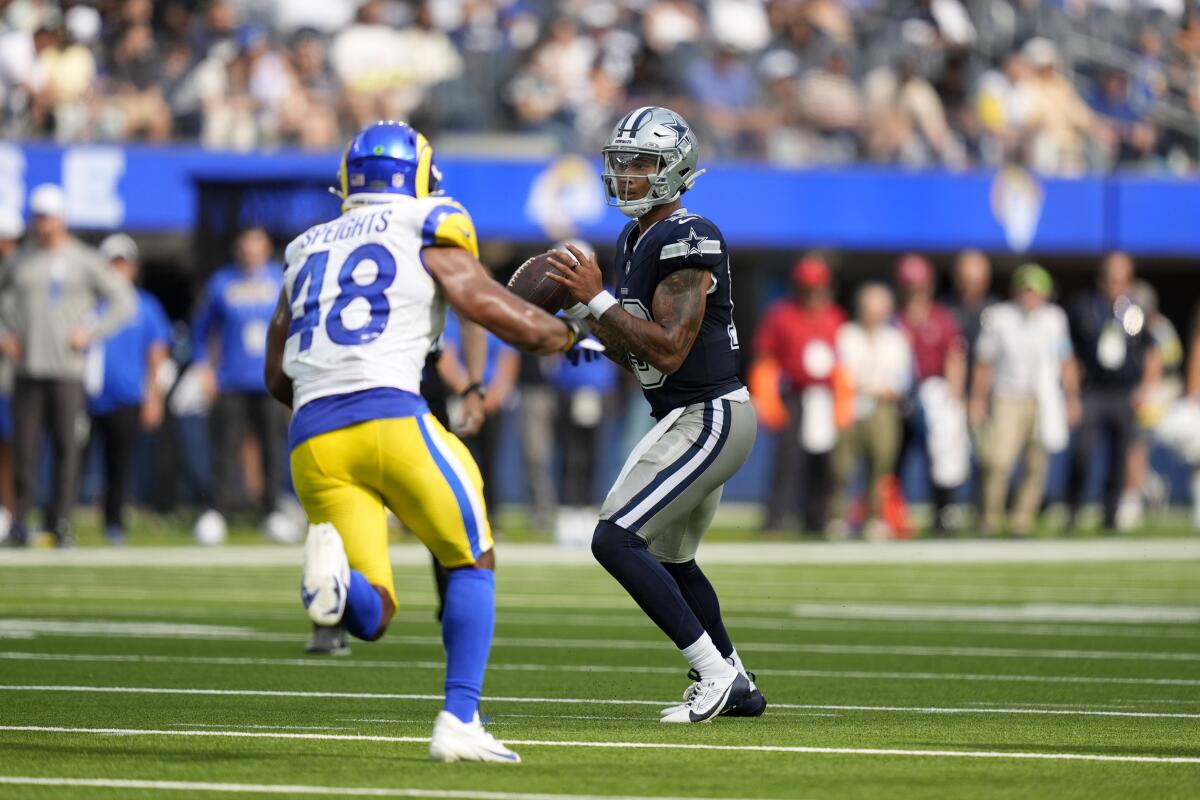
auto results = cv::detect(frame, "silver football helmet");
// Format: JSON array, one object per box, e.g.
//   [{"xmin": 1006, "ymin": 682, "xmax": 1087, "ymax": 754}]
[{"xmin": 602, "ymin": 106, "xmax": 706, "ymax": 218}]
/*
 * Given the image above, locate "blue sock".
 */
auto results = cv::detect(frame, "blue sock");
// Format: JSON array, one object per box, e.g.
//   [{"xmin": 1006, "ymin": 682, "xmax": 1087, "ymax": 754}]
[
  {"xmin": 442, "ymin": 568, "xmax": 495, "ymax": 723},
  {"xmin": 342, "ymin": 569, "xmax": 383, "ymax": 641}
]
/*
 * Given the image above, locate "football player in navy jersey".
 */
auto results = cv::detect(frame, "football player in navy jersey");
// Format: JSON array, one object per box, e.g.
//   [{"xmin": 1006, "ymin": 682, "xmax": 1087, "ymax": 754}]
[{"xmin": 547, "ymin": 106, "xmax": 764, "ymax": 724}]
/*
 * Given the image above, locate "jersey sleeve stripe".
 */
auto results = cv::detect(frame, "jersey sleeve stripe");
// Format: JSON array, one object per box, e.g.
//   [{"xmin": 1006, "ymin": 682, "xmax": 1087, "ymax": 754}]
[
  {"xmin": 660, "ymin": 243, "xmax": 688, "ymax": 260},
  {"xmin": 698, "ymin": 240, "xmax": 722, "ymax": 254}
]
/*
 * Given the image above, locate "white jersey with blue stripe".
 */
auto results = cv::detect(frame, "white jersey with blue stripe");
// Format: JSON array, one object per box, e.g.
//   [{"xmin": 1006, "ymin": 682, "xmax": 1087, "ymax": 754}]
[{"xmin": 282, "ymin": 196, "xmax": 470, "ymax": 413}]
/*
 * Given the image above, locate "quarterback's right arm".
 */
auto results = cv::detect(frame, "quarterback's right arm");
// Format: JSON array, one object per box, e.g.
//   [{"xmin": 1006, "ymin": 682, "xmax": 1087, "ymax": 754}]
[{"xmin": 419, "ymin": 203, "xmax": 579, "ymax": 356}]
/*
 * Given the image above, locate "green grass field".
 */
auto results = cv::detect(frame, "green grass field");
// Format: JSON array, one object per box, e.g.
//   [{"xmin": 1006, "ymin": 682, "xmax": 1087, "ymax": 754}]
[{"xmin": 0, "ymin": 539, "xmax": 1198, "ymax": 799}]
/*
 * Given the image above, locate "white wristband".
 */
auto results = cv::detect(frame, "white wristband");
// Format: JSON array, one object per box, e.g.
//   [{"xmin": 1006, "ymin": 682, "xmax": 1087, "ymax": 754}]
[
  {"xmin": 564, "ymin": 302, "xmax": 590, "ymax": 321},
  {"xmin": 587, "ymin": 290, "xmax": 618, "ymax": 319}
]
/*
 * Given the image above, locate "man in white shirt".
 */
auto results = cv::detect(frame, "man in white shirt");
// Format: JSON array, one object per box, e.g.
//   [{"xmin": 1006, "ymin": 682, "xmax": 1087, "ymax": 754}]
[
  {"xmin": 970, "ymin": 263, "xmax": 1080, "ymax": 535},
  {"xmin": 829, "ymin": 283, "xmax": 912, "ymax": 539}
]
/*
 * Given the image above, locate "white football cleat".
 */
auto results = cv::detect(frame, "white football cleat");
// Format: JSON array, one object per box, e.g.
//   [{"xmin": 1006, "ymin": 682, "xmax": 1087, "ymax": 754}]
[
  {"xmin": 663, "ymin": 664, "xmax": 767, "ymax": 718},
  {"xmin": 660, "ymin": 671, "xmax": 749, "ymax": 724},
  {"xmin": 429, "ymin": 710, "xmax": 520, "ymax": 763},
  {"xmin": 660, "ymin": 668, "xmax": 702, "ymax": 717},
  {"xmin": 301, "ymin": 523, "xmax": 350, "ymax": 626},
  {"xmin": 194, "ymin": 509, "xmax": 227, "ymax": 546}
]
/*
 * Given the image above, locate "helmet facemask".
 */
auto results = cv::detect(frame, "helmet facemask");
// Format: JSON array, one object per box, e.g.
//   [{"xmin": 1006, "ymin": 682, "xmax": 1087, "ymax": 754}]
[{"xmin": 602, "ymin": 148, "xmax": 684, "ymax": 218}]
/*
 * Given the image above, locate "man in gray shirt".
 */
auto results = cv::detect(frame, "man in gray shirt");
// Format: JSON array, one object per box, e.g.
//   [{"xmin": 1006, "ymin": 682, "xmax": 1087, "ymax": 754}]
[{"xmin": 0, "ymin": 184, "xmax": 135, "ymax": 546}]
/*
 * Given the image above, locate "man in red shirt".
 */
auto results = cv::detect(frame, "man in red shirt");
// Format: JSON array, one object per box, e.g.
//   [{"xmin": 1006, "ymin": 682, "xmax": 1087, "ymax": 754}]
[
  {"xmin": 751, "ymin": 255, "xmax": 846, "ymax": 533},
  {"xmin": 894, "ymin": 254, "xmax": 968, "ymax": 534}
]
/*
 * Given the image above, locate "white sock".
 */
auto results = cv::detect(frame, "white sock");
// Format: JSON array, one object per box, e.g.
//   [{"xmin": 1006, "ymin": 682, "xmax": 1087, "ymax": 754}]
[
  {"xmin": 727, "ymin": 649, "xmax": 747, "ymax": 676},
  {"xmin": 681, "ymin": 632, "xmax": 736, "ymax": 680}
]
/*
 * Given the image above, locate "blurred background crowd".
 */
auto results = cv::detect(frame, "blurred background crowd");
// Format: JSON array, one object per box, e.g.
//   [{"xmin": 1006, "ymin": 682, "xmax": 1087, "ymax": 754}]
[
  {"xmin": 3, "ymin": 194, "xmax": 1200, "ymax": 547},
  {"xmin": 4, "ymin": 0, "xmax": 1200, "ymax": 173}
]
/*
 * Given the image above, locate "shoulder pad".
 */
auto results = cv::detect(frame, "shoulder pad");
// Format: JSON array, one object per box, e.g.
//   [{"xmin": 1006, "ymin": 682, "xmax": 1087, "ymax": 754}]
[{"xmin": 419, "ymin": 197, "xmax": 479, "ymax": 258}]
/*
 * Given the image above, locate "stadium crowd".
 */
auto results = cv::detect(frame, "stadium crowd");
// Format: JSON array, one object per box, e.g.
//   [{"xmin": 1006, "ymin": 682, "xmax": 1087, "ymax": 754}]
[{"xmin": 2, "ymin": 0, "xmax": 1200, "ymax": 173}]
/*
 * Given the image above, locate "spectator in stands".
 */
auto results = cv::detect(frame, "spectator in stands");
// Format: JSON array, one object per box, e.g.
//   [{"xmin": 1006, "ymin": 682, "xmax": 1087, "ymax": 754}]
[
  {"xmin": 863, "ymin": 54, "xmax": 964, "ymax": 167},
  {"xmin": 1090, "ymin": 69, "xmax": 1158, "ymax": 169},
  {"xmin": 830, "ymin": 283, "xmax": 912, "ymax": 540},
  {"xmin": 1021, "ymin": 37, "xmax": 1111, "ymax": 175},
  {"xmin": 333, "ymin": 0, "xmax": 462, "ymax": 134},
  {"xmin": 85, "ymin": 234, "xmax": 170, "ymax": 545},
  {"xmin": 0, "ymin": 209, "xmax": 23, "ymax": 538},
  {"xmin": 0, "ymin": 184, "xmax": 134, "ymax": 547},
  {"xmin": 707, "ymin": 0, "xmax": 771, "ymax": 54},
  {"xmin": 278, "ymin": 28, "xmax": 339, "ymax": 149},
  {"xmin": 1065, "ymin": 252, "xmax": 1160, "ymax": 532},
  {"xmin": 894, "ymin": 254, "xmax": 967, "ymax": 534},
  {"xmin": 971, "ymin": 264, "xmax": 1078, "ymax": 536},
  {"xmin": 194, "ymin": 35, "xmax": 257, "ymax": 150},
  {"xmin": 103, "ymin": 20, "xmax": 172, "ymax": 141},
  {"xmin": 751, "ymin": 255, "xmax": 846, "ymax": 534},
  {"xmin": 642, "ymin": 0, "xmax": 704, "ymax": 56},
  {"xmin": 973, "ymin": 50, "xmax": 1033, "ymax": 168},
  {"xmin": 0, "ymin": 15, "xmax": 35, "ymax": 136},
  {"xmin": 796, "ymin": 47, "xmax": 863, "ymax": 162},
  {"xmin": 684, "ymin": 44, "xmax": 761, "ymax": 159},
  {"xmin": 191, "ymin": 227, "xmax": 291, "ymax": 545},
  {"xmin": 30, "ymin": 8, "xmax": 99, "ymax": 142}
]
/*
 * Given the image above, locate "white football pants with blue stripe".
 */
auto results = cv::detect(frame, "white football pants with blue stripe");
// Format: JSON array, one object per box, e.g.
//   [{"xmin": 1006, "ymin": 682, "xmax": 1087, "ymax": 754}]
[{"xmin": 600, "ymin": 395, "xmax": 756, "ymax": 562}]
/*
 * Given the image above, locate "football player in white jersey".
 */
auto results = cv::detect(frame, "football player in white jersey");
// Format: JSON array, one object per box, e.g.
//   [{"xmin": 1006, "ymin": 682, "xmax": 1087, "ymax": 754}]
[{"xmin": 263, "ymin": 121, "xmax": 586, "ymax": 763}]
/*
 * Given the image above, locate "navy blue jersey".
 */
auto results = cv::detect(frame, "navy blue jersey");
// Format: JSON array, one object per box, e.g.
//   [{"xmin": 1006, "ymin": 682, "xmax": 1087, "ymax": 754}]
[{"xmin": 613, "ymin": 208, "xmax": 742, "ymax": 419}]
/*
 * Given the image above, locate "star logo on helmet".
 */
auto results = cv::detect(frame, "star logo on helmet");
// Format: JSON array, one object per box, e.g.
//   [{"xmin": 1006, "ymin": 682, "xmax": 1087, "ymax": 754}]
[
  {"xmin": 663, "ymin": 121, "xmax": 690, "ymax": 143},
  {"xmin": 678, "ymin": 227, "xmax": 707, "ymax": 256}
]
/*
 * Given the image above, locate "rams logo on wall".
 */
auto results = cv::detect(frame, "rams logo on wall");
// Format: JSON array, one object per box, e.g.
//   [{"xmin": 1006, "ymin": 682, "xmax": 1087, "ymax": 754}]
[
  {"xmin": 525, "ymin": 154, "xmax": 606, "ymax": 241},
  {"xmin": 989, "ymin": 165, "xmax": 1044, "ymax": 253}
]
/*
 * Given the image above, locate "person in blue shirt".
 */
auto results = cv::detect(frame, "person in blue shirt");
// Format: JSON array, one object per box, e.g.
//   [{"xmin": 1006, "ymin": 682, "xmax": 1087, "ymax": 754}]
[
  {"xmin": 86, "ymin": 234, "xmax": 170, "ymax": 544},
  {"xmin": 191, "ymin": 227, "xmax": 292, "ymax": 545},
  {"xmin": 440, "ymin": 311, "xmax": 518, "ymax": 522}
]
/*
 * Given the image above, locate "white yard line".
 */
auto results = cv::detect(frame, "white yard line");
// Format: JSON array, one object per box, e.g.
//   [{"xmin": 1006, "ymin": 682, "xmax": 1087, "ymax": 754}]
[
  {"xmin": 4, "ymin": 652, "xmax": 1200, "ymax": 686},
  {"xmin": 0, "ymin": 777, "xmax": 755, "ymax": 800},
  {"xmin": 0, "ymin": 727, "xmax": 1197, "ymax": 765},
  {"xmin": 3, "ymin": 684, "xmax": 1200, "ymax": 718},
  {"xmin": 5, "ymin": 619, "xmax": 1199, "ymax": 661},
  {"xmin": 790, "ymin": 602, "xmax": 1200, "ymax": 624},
  {"xmin": 1, "ymin": 539, "xmax": 1197, "ymax": 568}
]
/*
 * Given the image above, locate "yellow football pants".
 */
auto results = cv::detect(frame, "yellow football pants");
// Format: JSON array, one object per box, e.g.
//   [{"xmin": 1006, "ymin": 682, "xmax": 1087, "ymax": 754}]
[{"xmin": 290, "ymin": 414, "xmax": 493, "ymax": 607}]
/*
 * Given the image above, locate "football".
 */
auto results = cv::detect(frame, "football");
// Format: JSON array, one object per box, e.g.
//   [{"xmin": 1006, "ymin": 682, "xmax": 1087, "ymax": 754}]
[{"xmin": 507, "ymin": 250, "xmax": 572, "ymax": 312}]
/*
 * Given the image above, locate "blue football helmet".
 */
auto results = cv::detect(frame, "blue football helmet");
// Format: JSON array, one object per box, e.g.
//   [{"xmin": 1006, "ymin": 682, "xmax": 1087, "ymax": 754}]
[{"xmin": 337, "ymin": 121, "xmax": 442, "ymax": 203}]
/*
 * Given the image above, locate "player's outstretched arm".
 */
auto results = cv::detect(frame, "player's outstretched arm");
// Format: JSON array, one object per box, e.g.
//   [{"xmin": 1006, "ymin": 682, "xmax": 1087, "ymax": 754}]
[
  {"xmin": 423, "ymin": 245, "xmax": 577, "ymax": 356},
  {"xmin": 547, "ymin": 244, "xmax": 708, "ymax": 376},
  {"xmin": 264, "ymin": 289, "xmax": 293, "ymax": 408}
]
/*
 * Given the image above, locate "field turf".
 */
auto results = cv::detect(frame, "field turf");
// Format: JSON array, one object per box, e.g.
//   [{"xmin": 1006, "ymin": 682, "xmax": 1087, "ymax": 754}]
[{"xmin": 0, "ymin": 539, "xmax": 1198, "ymax": 799}]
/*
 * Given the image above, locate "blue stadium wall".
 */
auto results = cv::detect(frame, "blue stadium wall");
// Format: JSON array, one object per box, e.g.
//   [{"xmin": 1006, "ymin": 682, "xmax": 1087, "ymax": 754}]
[{"xmin": 5, "ymin": 143, "xmax": 1200, "ymax": 254}]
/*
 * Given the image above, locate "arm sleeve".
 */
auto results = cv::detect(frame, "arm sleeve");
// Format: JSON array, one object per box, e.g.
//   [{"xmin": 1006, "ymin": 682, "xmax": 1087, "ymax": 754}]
[
  {"xmin": 656, "ymin": 218, "xmax": 725, "ymax": 277},
  {"xmin": 420, "ymin": 199, "xmax": 479, "ymax": 259},
  {"xmin": 88, "ymin": 253, "xmax": 137, "ymax": 338},
  {"xmin": 974, "ymin": 308, "xmax": 998, "ymax": 364}
]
